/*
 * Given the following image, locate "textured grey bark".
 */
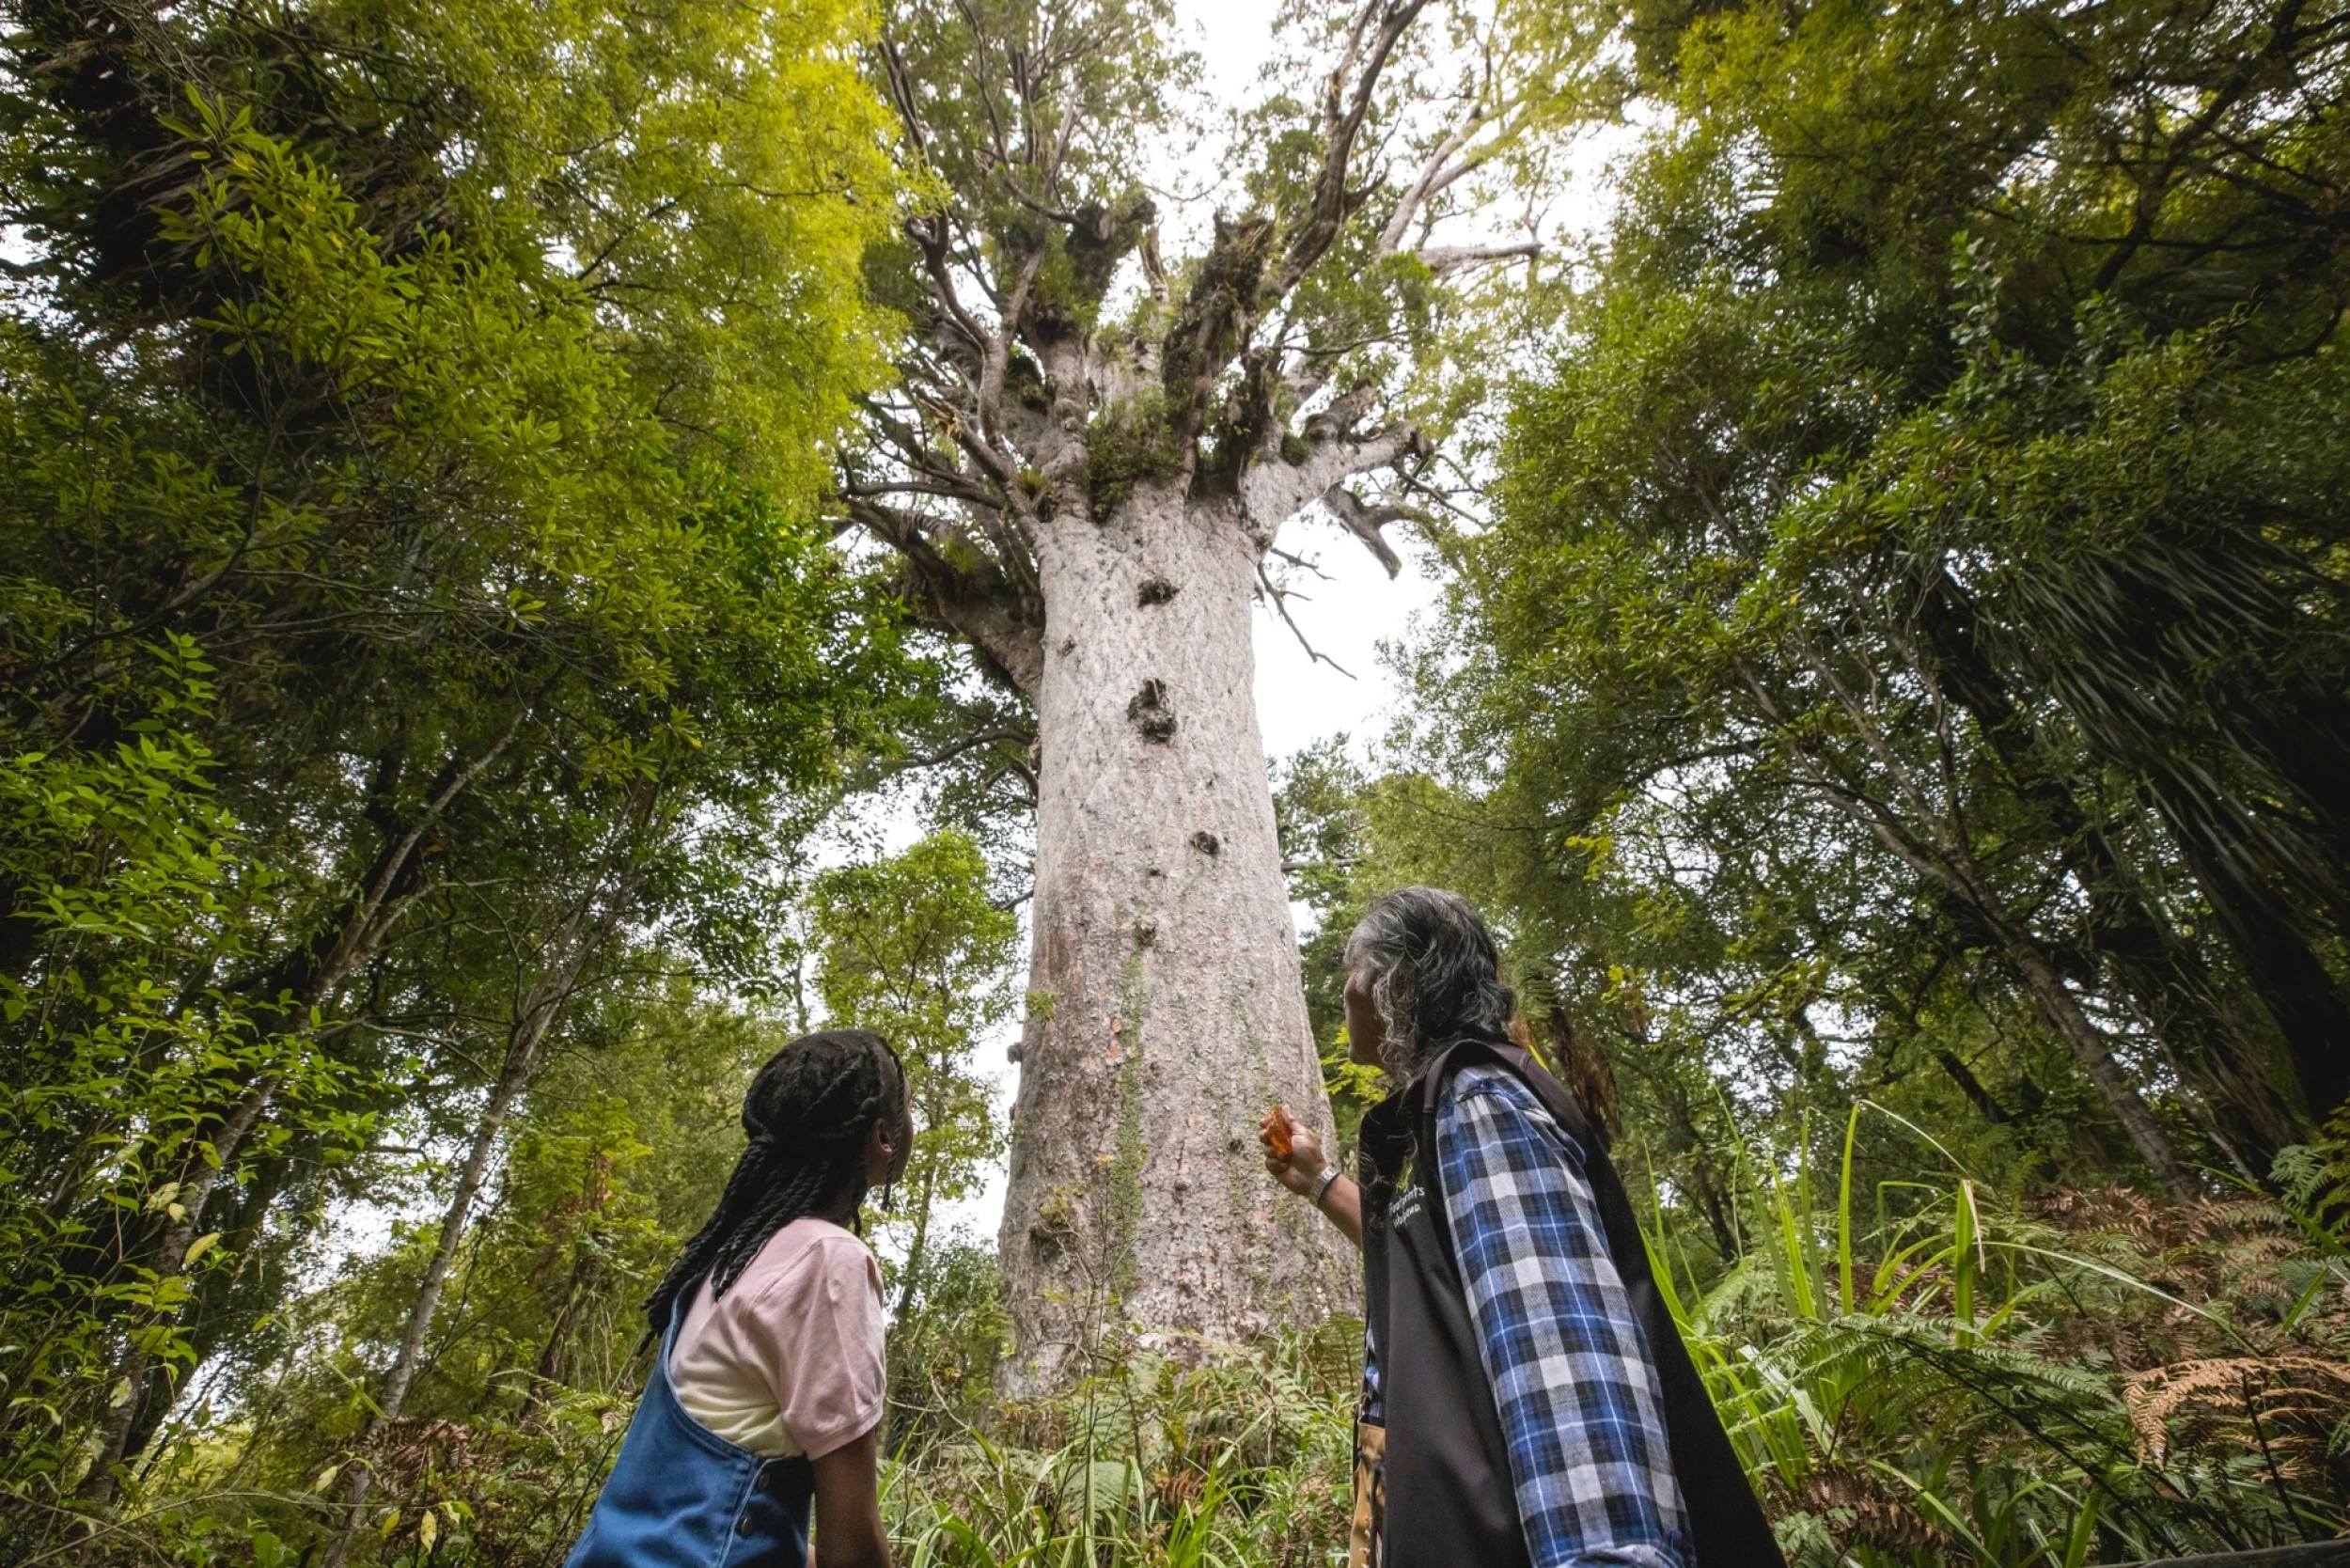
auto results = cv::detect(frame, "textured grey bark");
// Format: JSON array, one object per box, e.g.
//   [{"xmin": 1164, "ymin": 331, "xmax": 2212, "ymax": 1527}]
[{"xmin": 995, "ymin": 479, "xmax": 1355, "ymax": 1393}]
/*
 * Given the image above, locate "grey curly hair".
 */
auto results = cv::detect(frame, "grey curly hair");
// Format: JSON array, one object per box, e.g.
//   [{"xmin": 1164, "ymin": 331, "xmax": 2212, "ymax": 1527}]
[{"xmin": 1342, "ymin": 886, "xmax": 1516, "ymax": 1081}]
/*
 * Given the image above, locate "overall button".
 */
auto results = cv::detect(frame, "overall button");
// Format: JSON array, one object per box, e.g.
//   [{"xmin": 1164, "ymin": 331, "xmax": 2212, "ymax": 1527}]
[{"xmin": 736, "ymin": 1510, "xmax": 756, "ymax": 1536}]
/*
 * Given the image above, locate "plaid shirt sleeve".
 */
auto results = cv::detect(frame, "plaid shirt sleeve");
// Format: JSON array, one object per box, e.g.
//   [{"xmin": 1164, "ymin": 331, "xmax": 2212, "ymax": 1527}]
[{"xmin": 1434, "ymin": 1064, "xmax": 1692, "ymax": 1568}]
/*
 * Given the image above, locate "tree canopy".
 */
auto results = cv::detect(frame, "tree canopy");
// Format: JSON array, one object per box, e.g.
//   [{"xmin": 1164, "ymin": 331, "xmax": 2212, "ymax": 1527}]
[
  {"xmin": 1396, "ymin": 0, "xmax": 2350, "ymax": 1203},
  {"xmin": 0, "ymin": 0, "xmax": 917, "ymax": 1537}
]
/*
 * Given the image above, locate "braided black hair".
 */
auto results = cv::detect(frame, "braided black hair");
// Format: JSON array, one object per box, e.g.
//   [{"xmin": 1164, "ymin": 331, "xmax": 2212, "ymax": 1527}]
[{"xmin": 643, "ymin": 1028, "xmax": 904, "ymax": 1338}]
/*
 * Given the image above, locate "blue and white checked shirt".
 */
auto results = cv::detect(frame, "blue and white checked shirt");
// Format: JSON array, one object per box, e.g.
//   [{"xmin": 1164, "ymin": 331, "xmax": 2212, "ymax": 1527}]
[{"xmin": 1366, "ymin": 1064, "xmax": 1691, "ymax": 1568}]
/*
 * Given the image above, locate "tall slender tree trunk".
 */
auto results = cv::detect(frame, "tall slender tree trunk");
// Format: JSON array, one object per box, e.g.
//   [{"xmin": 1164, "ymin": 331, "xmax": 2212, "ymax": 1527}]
[
  {"xmin": 76, "ymin": 724, "xmax": 528, "ymax": 1506},
  {"xmin": 1917, "ymin": 572, "xmax": 2309, "ymax": 1166},
  {"xmin": 895, "ymin": 1167, "xmax": 935, "ymax": 1322},
  {"xmin": 322, "ymin": 940, "xmax": 589, "ymax": 1567},
  {"xmin": 78, "ymin": 1079, "xmax": 276, "ymax": 1505},
  {"xmin": 1912, "ymin": 782, "xmax": 2198, "ymax": 1201},
  {"xmin": 1984, "ymin": 912, "xmax": 2197, "ymax": 1201},
  {"xmin": 525, "ymin": 1239, "xmax": 604, "ymax": 1419},
  {"xmin": 321, "ymin": 1045, "xmax": 534, "ymax": 1566},
  {"xmin": 1756, "ymin": 654, "xmax": 2198, "ymax": 1202},
  {"xmin": 1907, "ymin": 838, "xmax": 2195, "ymax": 1200},
  {"xmin": 996, "ymin": 479, "xmax": 1353, "ymax": 1395}
]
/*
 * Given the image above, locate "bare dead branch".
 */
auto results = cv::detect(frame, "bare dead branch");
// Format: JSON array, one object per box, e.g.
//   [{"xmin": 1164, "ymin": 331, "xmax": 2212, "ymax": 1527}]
[
  {"xmin": 891, "ymin": 724, "xmax": 1038, "ymax": 772},
  {"xmin": 1418, "ymin": 240, "xmax": 1543, "ymax": 274},
  {"xmin": 1267, "ymin": 0, "xmax": 1436, "ymax": 306},
  {"xmin": 1256, "ymin": 560, "xmax": 1358, "ymax": 680}
]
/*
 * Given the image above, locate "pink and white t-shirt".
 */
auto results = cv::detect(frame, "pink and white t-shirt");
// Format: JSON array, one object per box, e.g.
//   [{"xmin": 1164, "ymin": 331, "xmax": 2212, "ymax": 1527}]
[{"xmin": 667, "ymin": 1217, "xmax": 885, "ymax": 1459}]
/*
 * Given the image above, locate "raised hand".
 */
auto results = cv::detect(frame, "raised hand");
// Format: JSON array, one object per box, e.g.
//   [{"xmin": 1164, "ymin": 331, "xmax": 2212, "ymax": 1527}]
[{"xmin": 1259, "ymin": 1105, "xmax": 1329, "ymax": 1197}]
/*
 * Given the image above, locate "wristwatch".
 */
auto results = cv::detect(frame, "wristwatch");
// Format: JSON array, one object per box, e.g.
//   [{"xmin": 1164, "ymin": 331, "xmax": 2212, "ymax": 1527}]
[{"xmin": 1308, "ymin": 1164, "xmax": 1342, "ymax": 1207}]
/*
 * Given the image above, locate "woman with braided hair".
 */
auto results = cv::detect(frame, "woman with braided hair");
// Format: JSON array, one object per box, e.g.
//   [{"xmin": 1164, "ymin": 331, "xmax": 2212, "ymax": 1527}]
[{"xmin": 568, "ymin": 1029, "xmax": 911, "ymax": 1568}]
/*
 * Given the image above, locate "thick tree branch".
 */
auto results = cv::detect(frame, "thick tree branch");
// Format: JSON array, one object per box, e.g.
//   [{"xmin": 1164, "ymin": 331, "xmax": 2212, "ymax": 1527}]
[
  {"xmin": 1242, "ymin": 421, "xmax": 1422, "ymax": 537},
  {"xmin": 979, "ymin": 246, "xmax": 1049, "ymax": 454},
  {"xmin": 1320, "ymin": 484, "xmax": 1409, "ymax": 576},
  {"xmin": 891, "ymin": 724, "xmax": 1038, "ymax": 771},
  {"xmin": 1380, "ymin": 99, "xmax": 1494, "ymax": 254},
  {"xmin": 850, "ymin": 497, "xmax": 1045, "ymax": 695},
  {"xmin": 1418, "ymin": 240, "xmax": 1543, "ymax": 274},
  {"xmin": 1268, "ymin": 0, "xmax": 1434, "ymax": 304}
]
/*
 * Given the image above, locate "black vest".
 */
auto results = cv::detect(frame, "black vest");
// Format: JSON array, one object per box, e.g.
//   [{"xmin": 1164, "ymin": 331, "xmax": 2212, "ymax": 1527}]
[{"xmin": 1358, "ymin": 1039, "xmax": 1786, "ymax": 1568}]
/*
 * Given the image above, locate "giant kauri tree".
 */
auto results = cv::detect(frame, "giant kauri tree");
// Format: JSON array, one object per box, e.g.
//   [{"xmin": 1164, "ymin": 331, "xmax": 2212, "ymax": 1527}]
[{"xmin": 850, "ymin": 0, "xmax": 1588, "ymax": 1386}]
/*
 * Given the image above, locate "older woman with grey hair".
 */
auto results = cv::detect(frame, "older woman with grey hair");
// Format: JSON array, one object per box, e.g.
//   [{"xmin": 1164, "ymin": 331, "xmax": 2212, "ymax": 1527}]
[{"xmin": 1261, "ymin": 887, "xmax": 1780, "ymax": 1568}]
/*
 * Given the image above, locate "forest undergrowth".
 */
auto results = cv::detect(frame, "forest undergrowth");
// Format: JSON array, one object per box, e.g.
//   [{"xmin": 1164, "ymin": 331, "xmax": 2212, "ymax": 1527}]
[{"xmin": 41, "ymin": 1111, "xmax": 2350, "ymax": 1568}]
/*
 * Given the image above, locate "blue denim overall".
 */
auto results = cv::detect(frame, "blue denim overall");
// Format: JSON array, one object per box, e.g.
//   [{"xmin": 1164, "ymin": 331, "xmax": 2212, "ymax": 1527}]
[{"xmin": 565, "ymin": 1298, "xmax": 815, "ymax": 1568}]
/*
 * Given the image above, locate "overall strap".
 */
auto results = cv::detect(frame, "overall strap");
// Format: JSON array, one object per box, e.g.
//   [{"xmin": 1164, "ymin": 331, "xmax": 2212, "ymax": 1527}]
[{"xmin": 650, "ymin": 1284, "xmax": 697, "ymax": 1393}]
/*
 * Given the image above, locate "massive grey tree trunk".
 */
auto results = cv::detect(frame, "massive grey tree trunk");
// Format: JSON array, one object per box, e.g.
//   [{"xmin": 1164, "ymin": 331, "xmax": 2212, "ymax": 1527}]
[{"xmin": 998, "ymin": 479, "xmax": 1352, "ymax": 1391}]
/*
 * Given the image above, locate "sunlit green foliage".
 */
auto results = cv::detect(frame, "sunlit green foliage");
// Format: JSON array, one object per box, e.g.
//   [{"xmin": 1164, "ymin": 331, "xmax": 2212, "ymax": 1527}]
[
  {"xmin": 0, "ymin": 0, "xmax": 913, "ymax": 1545},
  {"xmin": 807, "ymin": 830, "xmax": 1022, "ymax": 1432}
]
